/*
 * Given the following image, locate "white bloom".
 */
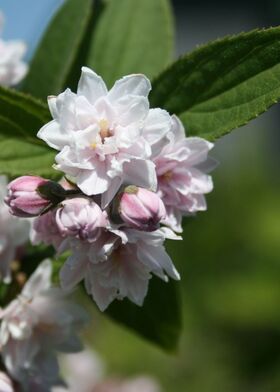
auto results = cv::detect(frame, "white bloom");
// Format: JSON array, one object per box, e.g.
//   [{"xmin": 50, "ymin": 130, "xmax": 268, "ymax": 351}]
[
  {"xmin": 59, "ymin": 226, "xmax": 181, "ymax": 311},
  {"xmin": 0, "ymin": 12, "xmax": 28, "ymax": 87},
  {"xmin": 0, "ymin": 372, "xmax": 14, "ymax": 392},
  {"xmin": 0, "ymin": 260, "xmax": 88, "ymax": 392},
  {"xmin": 52, "ymin": 349, "xmax": 104, "ymax": 392},
  {"xmin": 0, "ymin": 176, "xmax": 30, "ymax": 283},
  {"xmin": 38, "ymin": 67, "xmax": 172, "ymax": 207},
  {"xmin": 154, "ymin": 116, "xmax": 214, "ymax": 232}
]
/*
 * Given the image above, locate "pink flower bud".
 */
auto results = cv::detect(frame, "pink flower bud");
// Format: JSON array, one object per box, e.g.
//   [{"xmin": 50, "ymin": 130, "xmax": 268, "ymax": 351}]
[
  {"xmin": 5, "ymin": 176, "xmax": 51, "ymax": 217},
  {"xmin": 119, "ymin": 186, "xmax": 166, "ymax": 231},
  {"xmin": 0, "ymin": 372, "xmax": 14, "ymax": 392},
  {"xmin": 56, "ymin": 198, "xmax": 108, "ymax": 241}
]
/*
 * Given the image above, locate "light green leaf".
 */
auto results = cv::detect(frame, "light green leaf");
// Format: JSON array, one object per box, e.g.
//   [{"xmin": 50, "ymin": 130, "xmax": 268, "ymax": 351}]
[
  {"xmin": 22, "ymin": 0, "xmax": 93, "ymax": 100},
  {"xmin": 87, "ymin": 0, "xmax": 174, "ymax": 86},
  {"xmin": 105, "ymin": 278, "xmax": 182, "ymax": 352},
  {"xmin": 150, "ymin": 27, "xmax": 280, "ymax": 141}
]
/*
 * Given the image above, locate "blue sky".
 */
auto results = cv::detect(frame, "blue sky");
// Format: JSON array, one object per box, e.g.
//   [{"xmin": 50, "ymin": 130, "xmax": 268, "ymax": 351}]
[{"xmin": 1, "ymin": 0, "xmax": 64, "ymax": 59}]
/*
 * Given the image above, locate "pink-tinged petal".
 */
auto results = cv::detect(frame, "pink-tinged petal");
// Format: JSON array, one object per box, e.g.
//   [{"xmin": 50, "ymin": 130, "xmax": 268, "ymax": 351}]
[
  {"xmin": 60, "ymin": 254, "xmax": 87, "ymax": 292},
  {"xmin": 85, "ymin": 266, "xmax": 117, "ymax": 311},
  {"xmin": 77, "ymin": 67, "xmax": 107, "ymax": 104},
  {"xmin": 123, "ymin": 159, "xmax": 157, "ymax": 191},
  {"xmin": 142, "ymin": 108, "xmax": 172, "ymax": 155},
  {"xmin": 22, "ymin": 259, "xmax": 52, "ymax": 299},
  {"xmin": 118, "ymin": 255, "xmax": 150, "ymax": 306},
  {"xmin": 108, "ymin": 74, "xmax": 151, "ymax": 102},
  {"xmin": 37, "ymin": 120, "xmax": 69, "ymax": 151}
]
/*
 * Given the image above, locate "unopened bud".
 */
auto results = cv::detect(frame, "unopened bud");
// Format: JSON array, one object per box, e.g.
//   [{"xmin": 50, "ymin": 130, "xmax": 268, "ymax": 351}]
[
  {"xmin": 56, "ymin": 198, "xmax": 108, "ymax": 241},
  {"xmin": 5, "ymin": 176, "xmax": 51, "ymax": 217},
  {"xmin": 119, "ymin": 186, "xmax": 166, "ymax": 231}
]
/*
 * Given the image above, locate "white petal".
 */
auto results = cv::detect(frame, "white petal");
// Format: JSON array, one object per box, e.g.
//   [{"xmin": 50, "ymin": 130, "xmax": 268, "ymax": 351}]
[
  {"xmin": 169, "ymin": 115, "xmax": 186, "ymax": 142},
  {"xmin": 60, "ymin": 253, "xmax": 87, "ymax": 292},
  {"xmin": 142, "ymin": 245, "xmax": 180, "ymax": 281},
  {"xmin": 77, "ymin": 67, "xmax": 107, "ymax": 104},
  {"xmin": 77, "ymin": 166, "xmax": 109, "ymax": 196},
  {"xmin": 85, "ymin": 266, "xmax": 117, "ymax": 311},
  {"xmin": 184, "ymin": 137, "xmax": 214, "ymax": 166},
  {"xmin": 117, "ymin": 96, "xmax": 149, "ymax": 126},
  {"xmin": 22, "ymin": 259, "xmax": 52, "ymax": 299},
  {"xmin": 108, "ymin": 74, "xmax": 151, "ymax": 103},
  {"xmin": 37, "ymin": 120, "xmax": 68, "ymax": 151},
  {"xmin": 123, "ymin": 159, "xmax": 157, "ymax": 191},
  {"xmin": 142, "ymin": 108, "xmax": 172, "ymax": 155},
  {"xmin": 101, "ymin": 176, "xmax": 122, "ymax": 208}
]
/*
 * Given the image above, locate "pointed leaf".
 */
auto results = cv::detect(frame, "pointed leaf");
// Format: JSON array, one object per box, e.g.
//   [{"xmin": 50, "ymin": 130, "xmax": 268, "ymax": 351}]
[
  {"xmin": 22, "ymin": 0, "xmax": 93, "ymax": 100},
  {"xmin": 0, "ymin": 87, "xmax": 57, "ymax": 178},
  {"xmin": 87, "ymin": 0, "xmax": 174, "ymax": 86},
  {"xmin": 150, "ymin": 27, "xmax": 280, "ymax": 140},
  {"xmin": 105, "ymin": 278, "xmax": 182, "ymax": 352}
]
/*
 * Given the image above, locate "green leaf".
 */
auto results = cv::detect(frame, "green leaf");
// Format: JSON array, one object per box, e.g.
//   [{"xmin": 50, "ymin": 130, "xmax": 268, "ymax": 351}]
[
  {"xmin": 22, "ymin": 0, "xmax": 93, "ymax": 100},
  {"xmin": 150, "ymin": 27, "xmax": 280, "ymax": 141},
  {"xmin": 105, "ymin": 278, "xmax": 182, "ymax": 352},
  {"xmin": 0, "ymin": 87, "xmax": 57, "ymax": 178},
  {"xmin": 87, "ymin": 0, "xmax": 174, "ymax": 87}
]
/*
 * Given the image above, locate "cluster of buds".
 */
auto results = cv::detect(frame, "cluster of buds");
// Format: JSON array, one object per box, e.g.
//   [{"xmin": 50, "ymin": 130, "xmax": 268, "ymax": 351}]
[{"xmin": 5, "ymin": 67, "xmax": 214, "ymax": 311}]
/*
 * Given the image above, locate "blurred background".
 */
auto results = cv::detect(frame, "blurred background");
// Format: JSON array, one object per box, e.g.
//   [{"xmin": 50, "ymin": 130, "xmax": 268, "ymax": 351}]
[{"xmin": 2, "ymin": 0, "xmax": 280, "ymax": 390}]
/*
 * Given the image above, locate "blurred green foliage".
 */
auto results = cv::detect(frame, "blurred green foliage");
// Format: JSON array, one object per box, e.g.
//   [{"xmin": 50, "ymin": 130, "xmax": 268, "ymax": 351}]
[{"xmin": 82, "ymin": 125, "xmax": 280, "ymax": 391}]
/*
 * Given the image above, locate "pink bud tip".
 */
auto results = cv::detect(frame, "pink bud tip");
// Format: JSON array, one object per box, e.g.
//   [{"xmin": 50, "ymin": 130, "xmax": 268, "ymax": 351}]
[
  {"xmin": 119, "ymin": 186, "xmax": 166, "ymax": 231},
  {"xmin": 5, "ymin": 176, "xmax": 50, "ymax": 217}
]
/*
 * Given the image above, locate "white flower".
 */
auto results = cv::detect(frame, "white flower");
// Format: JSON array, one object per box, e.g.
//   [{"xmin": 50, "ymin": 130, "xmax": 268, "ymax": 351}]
[
  {"xmin": 0, "ymin": 372, "xmax": 14, "ymax": 392},
  {"xmin": 52, "ymin": 349, "xmax": 104, "ymax": 392},
  {"xmin": 153, "ymin": 116, "xmax": 214, "ymax": 232},
  {"xmin": 0, "ymin": 12, "xmax": 28, "ymax": 87},
  {"xmin": 0, "ymin": 260, "xmax": 88, "ymax": 392},
  {"xmin": 59, "ymin": 226, "xmax": 181, "ymax": 311},
  {"xmin": 38, "ymin": 67, "xmax": 172, "ymax": 207},
  {"xmin": 0, "ymin": 176, "xmax": 30, "ymax": 283}
]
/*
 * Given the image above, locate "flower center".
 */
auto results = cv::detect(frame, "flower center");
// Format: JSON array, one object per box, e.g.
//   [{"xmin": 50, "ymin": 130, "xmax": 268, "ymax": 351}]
[
  {"xmin": 91, "ymin": 119, "xmax": 113, "ymax": 149},
  {"xmin": 162, "ymin": 170, "xmax": 173, "ymax": 181}
]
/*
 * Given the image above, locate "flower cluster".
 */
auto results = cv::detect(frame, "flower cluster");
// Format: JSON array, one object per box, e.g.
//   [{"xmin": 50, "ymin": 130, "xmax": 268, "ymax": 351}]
[
  {"xmin": 0, "ymin": 259, "xmax": 88, "ymax": 392},
  {"xmin": 0, "ymin": 12, "xmax": 28, "ymax": 87},
  {"xmin": 6, "ymin": 67, "xmax": 214, "ymax": 311}
]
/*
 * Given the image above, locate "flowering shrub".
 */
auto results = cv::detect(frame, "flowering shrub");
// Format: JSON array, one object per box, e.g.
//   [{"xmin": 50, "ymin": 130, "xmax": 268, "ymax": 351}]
[{"xmin": 0, "ymin": 0, "xmax": 280, "ymax": 390}]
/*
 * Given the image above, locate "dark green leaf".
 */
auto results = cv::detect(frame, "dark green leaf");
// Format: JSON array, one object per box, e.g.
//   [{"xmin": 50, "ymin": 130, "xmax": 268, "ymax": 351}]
[
  {"xmin": 0, "ymin": 87, "xmax": 57, "ymax": 178},
  {"xmin": 22, "ymin": 0, "xmax": 93, "ymax": 100},
  {"xmin": 150, "ymin": 27, "xmax": 280, "ymax": 141},
  {"xmin": 105, "ymin": 278, "xmax": 182, "ymax": 352},
  {"xmin": 87, "ymin": 0, "xmax": 174, "ymax": 86}
]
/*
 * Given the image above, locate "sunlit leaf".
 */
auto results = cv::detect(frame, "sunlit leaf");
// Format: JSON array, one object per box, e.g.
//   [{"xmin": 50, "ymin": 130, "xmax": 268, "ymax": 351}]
[{"xmin": 150, "ymin": 27, "xmax": 280, "ymax": 140}]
